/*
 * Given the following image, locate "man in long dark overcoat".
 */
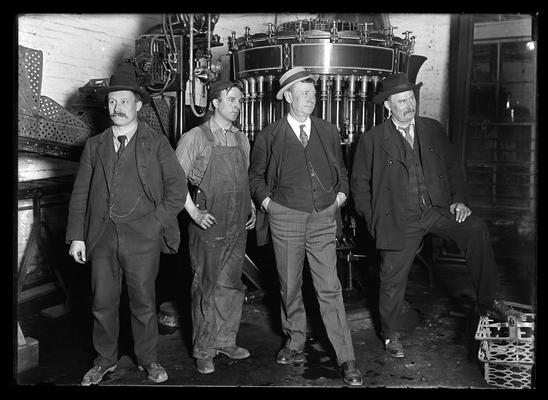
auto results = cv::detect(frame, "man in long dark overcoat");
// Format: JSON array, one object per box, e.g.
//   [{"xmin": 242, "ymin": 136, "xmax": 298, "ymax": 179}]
[{"xmin": 350, "ymin": 73, "xmax": 518, "ymax": 359}]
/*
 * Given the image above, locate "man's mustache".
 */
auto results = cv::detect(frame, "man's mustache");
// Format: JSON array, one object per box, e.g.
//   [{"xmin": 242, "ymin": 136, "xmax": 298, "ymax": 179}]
[{"xmin": 110, "ymin": 113, "xmax": 127, "ymax": 118}]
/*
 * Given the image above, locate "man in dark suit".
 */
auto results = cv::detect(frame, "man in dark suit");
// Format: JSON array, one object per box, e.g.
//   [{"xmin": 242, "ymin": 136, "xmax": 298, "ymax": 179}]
[
  {"xmin": 249, "ymin": 67, "xmax": 363, "ymax": 386},
  {"xmin": 350, "ymin": 73, "xmax": 523, "ymax": 359},
  {"xmin": 66, "ymin": 63, "xmax": 187, "ymax": 385}
]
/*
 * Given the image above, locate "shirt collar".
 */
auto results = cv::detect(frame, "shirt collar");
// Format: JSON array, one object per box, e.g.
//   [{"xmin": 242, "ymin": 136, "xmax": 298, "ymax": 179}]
[
  {"xmin": 391, "ymin": 117, "xmax": 415, "ymax": 132},
  {"xmin": 210, "ymin": 116, "xmax": 238, "ymax": 134},
  {"xmin": 112, "ymin": 121, "xmax": 138, "ymax": 142},
  {"xmin": 287, "ymin": 113, "xmax": 311, "ymax": 133}
]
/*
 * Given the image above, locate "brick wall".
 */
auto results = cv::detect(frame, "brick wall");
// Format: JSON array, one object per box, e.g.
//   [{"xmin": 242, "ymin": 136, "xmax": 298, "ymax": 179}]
[
  {"xmin": 388, "ymin": 14, "xmax": 451, "ymax": 129},
  {"xmin": 17, "ymin": 14, "xmax": 163, "ymax": 107}
]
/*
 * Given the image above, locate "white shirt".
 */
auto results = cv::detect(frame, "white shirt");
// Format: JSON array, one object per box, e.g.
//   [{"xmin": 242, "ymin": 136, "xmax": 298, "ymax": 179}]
[
  {"xmin": 112, "ymin": 122, "xmax": 138, "ymax": 151},
  {"xmin": 287, "ymin": 113, "xmax": 311, "ymax": 142},
  {"xmin": 392, "ymin": 117, "xmax": 415, "ymax": 142}
]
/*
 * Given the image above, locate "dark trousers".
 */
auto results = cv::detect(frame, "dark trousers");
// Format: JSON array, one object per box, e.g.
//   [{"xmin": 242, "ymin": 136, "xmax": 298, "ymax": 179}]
[
  {"xmin": 379, "ymin": 207, "xmax": 498, "ymax": 338},
  {"xmin": 90, "ymin": 220, "xmax": 161, "ymax": 367},
  {"xmin": 268, "ymin": 199, "xmax": 355, "ymax": 366}
]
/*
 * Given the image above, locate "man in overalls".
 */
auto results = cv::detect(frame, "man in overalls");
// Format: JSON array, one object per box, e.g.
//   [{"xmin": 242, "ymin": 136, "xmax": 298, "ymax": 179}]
[{"xmin": 175, "ymin": 80, "xmax": 256, "ymax": 374}]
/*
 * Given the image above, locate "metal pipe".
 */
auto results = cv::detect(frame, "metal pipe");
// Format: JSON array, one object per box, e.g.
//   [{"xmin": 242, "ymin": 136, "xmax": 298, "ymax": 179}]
[
  {"xmin": 257, "ymin": 75, "xmax": 265, "ymax": 131},
  {"xmin": 334, "ymin": 75, "xmax": 342, "ymax": 132},
  {"xmin": 241, "ymin": 78, "xmax": 250, "ymax": 136},
  {"xmin": 320, "ymin": 75, "xmax": 328, "ymax": 120},
  {"xmin": 176, "ymin": 33, "xmax": 185, "ymax": 143},
  {"xmin": 371, "ymin": 76, "xmax": 380, "ymax": 127},
  {"xmin": 207, "ymin": 14, "xmax": 212, "ymax": 69},
  {"xmin": 188, "ymin": 13, "xmax": 206, "ymax": 118},
  {"xmin": 347, "ymin": 75, "xmax": 356, "ymax": 142},
  {"xmin": 359, "ymin": 76, "xmax": 368, "ymax": 134},
  {"xmin": 326, "ymin": 78, "xmax": 332, "ymax": 123},
  {"xmin": 248, "ymin": 76, "xmax": 256, "ymax": 141},
  {"xmin": 267, "ymin": 75, "xmax": 275, "ymax": 125}
]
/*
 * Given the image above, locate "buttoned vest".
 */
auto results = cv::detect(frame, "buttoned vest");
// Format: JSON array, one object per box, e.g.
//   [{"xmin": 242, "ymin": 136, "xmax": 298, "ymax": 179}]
[
  {"xmin": 271, "ymin": 123, "xmax": 336, "ymax": 212},
  {"xmin": 397, "ymin": 127, "xmax": 432, "ymax": 213},
  {"xmin": 109, "ymin": 136, "xmax": 155, "ymax": 223}
]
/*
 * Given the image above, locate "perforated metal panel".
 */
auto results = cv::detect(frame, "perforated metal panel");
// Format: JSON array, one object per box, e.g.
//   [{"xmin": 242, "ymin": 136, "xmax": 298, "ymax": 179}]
[
  {"xmin": 475, "ymin": 311, "xmax": 535, "ymax": 389},
  {"xmin": 18, "ymin": 46, "xmax": 43, "ymax": 115},
  {"xmin": 19, "ymin": 114, "xmax": 90, "ymax": 147},
  {"xmin": 138, "ymin": 97, "xmax": 172, "ymax": 136},
  {"xmin": 483, "ymin": 362, "xmax": 533, "ymax": 389},
  {"xmin": 38, "ymin": 96, "xmax": 91, "ymax": 129}
]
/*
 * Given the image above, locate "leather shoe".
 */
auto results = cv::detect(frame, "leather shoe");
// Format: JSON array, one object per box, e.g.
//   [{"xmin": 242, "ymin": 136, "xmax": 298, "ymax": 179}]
[
  {"xmin": 276, "ymin": 346, "xmax": 305, "ymax": 364},
  {"xmin": 384, "ymin": 337, "xmax": 404, "ymax": 358},
  {"xmin": 216, "ymin": 345, "xmax": 250, "ymax": 360},
  {"xmin": 340, "ymin": 360, "xmax": 363, "ymax": 386}
]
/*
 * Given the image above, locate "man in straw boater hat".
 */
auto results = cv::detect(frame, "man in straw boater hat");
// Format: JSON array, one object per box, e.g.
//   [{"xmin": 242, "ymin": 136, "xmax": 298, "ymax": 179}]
[
  {"xmin": 249, "ymin": 66, "xmax": 363, "ymax": 386},
  {"xmin": 350, "ymin": 72, "xmax": 525, "ymax": 359},
  {"xmin": 66, "ymin": 62, "xmax": 187, "ymax": 385},
  {"xmin": 175, "ymin": 80, "xmax": 256, "ymax": 374}
]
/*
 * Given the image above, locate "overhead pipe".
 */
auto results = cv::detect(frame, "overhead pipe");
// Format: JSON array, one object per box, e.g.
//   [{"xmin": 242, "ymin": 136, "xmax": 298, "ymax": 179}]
[{"xmin": 188, "ymin": 13, "xmax": 207, "ymax": 118}]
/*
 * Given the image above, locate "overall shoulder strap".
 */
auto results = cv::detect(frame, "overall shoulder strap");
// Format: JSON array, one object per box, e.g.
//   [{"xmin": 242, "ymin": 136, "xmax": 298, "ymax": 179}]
[
  {"xmin": 193, "ymin": 122, "xmax": 215, "ymax": 189},
  {"xmin": 199, "ymin": 121, "xmax": 216, "ymax": 143}
]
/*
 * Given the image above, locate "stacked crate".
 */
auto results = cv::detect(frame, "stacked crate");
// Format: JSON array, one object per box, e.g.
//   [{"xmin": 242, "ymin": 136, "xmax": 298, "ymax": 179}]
[{"xmin": 474, "ymin": 302, "xmax": 535, "ymax": 389}]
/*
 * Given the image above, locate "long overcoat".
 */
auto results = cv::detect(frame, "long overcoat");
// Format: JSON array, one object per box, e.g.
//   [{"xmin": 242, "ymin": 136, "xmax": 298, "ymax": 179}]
[{"xmin": 350, "ymin": 116, "xmax": 468, "ymax": 251}]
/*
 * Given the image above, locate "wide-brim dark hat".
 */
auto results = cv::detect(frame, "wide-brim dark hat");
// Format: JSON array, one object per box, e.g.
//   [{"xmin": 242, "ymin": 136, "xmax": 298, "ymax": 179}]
[
  {"xmin": 276, "ymin": 66, "xmax": 319, "ymax": 100},
  {"xmin": 372, "ymin": 72, "xmax": 423, "ymax": 104},
  {"xmin": 97, "ymin": 63, "xmax": 151, "ymax": 104}
]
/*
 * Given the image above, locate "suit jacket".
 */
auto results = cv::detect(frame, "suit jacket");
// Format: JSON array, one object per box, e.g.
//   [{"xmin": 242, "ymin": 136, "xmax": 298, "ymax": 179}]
[
  {"xmin": 350, "ymin": 116, "xmax": 468, "ymax": 251},
  {"xmin": 65, "ymin": 122, "xmax": 188, "ymax": 255},
  {"xmin": 249, "ymin": 115, "xmax": 349, "ymax": 246}
]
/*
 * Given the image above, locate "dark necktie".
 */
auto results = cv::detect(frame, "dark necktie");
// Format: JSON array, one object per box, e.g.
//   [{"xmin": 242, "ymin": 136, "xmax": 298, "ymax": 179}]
[
  {"xmin": 117, "ymin": 135, "xmax": 127, "ymax": 159},
  {"xmin": 401, "ymin": 124, "xmax": 414, "ymax": 148},
  {"xmin": 299, "ymin": 124, "xmax": 308, "ymax": 148}
]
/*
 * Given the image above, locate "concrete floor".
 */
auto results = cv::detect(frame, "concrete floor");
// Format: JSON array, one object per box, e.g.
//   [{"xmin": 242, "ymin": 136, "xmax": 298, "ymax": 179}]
[{"xmin": 15, "ymin": 249, "xmax": 535, "ymax": 390}]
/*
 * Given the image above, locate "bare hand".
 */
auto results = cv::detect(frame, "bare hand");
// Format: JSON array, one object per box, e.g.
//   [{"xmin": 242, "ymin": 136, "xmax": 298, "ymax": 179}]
[
  {"xmin": 193, "ymin": 209, "xmax": 217, "ymax": 229},
  {"xmin": 69, "ymin": 240, "xmax": 87, "ymax": 264},
  {"xmin": 450, "ymin": 202, "xmax": 472, "ymax": 223},
  {"xmin": 246, "ymin": 206, "xmax": 257, "ymax": 230},
  {"xmin": 336, "ymin": 192, "xmax": 347, "ymax": 208},
  {"xmin": 261, "ymin": 197, "xmax": 271, "ymax": 212}
]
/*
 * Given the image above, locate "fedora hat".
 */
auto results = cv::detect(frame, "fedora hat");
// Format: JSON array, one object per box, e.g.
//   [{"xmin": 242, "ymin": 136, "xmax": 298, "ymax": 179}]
[
  {"xmin": 276, "ymin": 67, "xmax": 319, "ymax": 100},
  {"xmin": 97, "ymin": 62, "xmax": 151, "ymax": 104},
  {"xmin": 372, "ymin": 73, "xmax": 423, "ymax": 104}
]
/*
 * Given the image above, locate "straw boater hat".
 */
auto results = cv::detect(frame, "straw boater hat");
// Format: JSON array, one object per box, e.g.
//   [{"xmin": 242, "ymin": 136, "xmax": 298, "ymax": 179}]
[
  {"xmin": 372, "ymin": 72, "xmax": 423, "ymax": 105},
  {"xmin": 97, "ymin": 62, "xmax": 151, "ymax": 104},
  {"xmin": 276, "ymin": 66, "xmax": 319, "ymax": 100}
]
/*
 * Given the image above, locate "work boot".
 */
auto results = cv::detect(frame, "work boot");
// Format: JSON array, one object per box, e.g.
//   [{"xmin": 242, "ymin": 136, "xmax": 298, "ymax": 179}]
[
  {"xmin": 384, "ymin": 337, "xmax": 404, "ymax": 358},
  {"xmin": 81, "ymin": 364, "xmax": 117, "ymax": 386},
  {"xmin": 196, "ymin": 358, "xmax": 215, "ymax": 374},
  {"xmin": 138, "ymin": 362, "xmax": 168, "ymax": 383},
  {"xmin": 216, "ymin": 345, "xmax": 250, "ymax": 360}
]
